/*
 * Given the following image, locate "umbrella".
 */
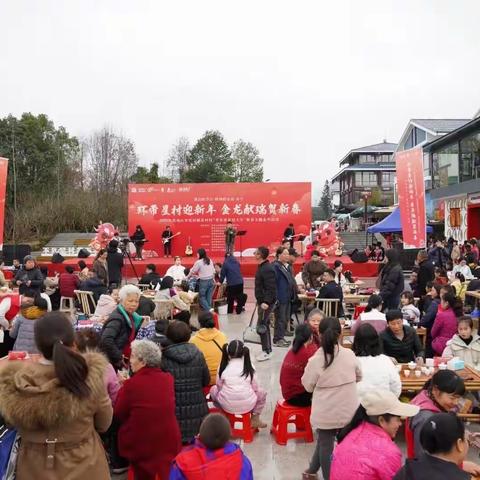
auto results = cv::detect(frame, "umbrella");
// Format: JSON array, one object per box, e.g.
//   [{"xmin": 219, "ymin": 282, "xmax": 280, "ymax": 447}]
[{"xmin": 350, "ymin": 206, "xmax": 378, "ymax": 218}]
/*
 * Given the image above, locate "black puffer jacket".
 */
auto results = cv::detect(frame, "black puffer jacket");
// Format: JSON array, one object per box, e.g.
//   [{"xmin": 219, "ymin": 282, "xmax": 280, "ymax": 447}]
[
  {"xmin": 161, "ymin": 343, "xmax": 210, "ymax": 443},
  {"xmin": 379, "ymin": 263, "xmax": 404, "ymax": 307},
  {"xmin": 100, "ymin": 307, "xmax": 137, "ymax": 369},
  {"xmin": 254, "ymin": 260, "xmax": 277, "ymax": 306},
  {"xmin": 14, "ymin": 267, "xmax": 44, "ymax": 294},
  {"xmin": 107, "ymin": 245, "xmax": 124, "ymax": 286}
]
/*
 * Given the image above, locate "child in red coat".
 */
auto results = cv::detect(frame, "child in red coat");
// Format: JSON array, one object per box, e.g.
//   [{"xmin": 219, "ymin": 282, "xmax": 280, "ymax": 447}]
[{"xmin": 169, "ymin": 413, "xmax": 253, "ymax": 480}]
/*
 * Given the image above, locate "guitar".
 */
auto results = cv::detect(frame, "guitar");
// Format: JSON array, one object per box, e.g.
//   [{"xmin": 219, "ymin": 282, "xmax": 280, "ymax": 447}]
[
  {"xmin": 285, "ymin": 233, "xmax": 304, "ymax": 241},
  {"xmin": 162, "ymin": 232, "xmax": 181, "ymax": 244},
  {"xmin": 185, "ymin": 237, "xmax": 193, "ymax": 256}
]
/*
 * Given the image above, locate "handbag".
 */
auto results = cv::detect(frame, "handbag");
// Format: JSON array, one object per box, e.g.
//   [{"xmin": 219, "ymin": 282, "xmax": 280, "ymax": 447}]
[{"xmin": 242, "ymin": 305, "xmax": 262, "ymax": 345}]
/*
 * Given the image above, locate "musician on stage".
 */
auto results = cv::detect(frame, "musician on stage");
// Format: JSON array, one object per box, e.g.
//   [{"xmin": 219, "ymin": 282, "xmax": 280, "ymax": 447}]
[
  {"xmin": 283, "ymin": 223, "xmax": 295, "ymax": 248},
  {"xmin": 131, "ymin": 225, "xmax": 146, "ymax": 260},
  {"xmin": 161, "ymin": 225, "xmax": 174, "ymax": 257},
  {"xmin": 224, "ymin": 220, "xmax": 237, "ymax": 254}
]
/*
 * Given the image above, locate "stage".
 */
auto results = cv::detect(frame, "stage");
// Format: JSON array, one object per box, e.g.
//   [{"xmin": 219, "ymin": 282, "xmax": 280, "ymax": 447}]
[{"xmin": 38, "ymin": 255, "xmax": 380, "ymax": 279}]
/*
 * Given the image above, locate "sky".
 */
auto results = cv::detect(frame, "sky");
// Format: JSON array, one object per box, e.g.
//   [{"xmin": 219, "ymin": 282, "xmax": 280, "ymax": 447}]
[{"xmin": 1, "ymin": 0, "xmax": 479, "ymax": 202}]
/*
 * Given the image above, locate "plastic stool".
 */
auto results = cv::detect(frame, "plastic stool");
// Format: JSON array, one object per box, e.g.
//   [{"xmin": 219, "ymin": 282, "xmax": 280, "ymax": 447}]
[
  {"xmin": 270, "ymin": 400, "xmax": 313, "ymax": 445},
  {"xmin": 60, "ymin": 296, "xmax": 74, "ymax": 313},
  {"xmin": 224, "ymin": 412, "xmax": 258, "ymax": 443}
]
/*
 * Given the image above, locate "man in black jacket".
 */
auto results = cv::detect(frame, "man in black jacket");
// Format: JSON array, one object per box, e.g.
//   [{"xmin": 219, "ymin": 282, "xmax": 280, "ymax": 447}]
[
  {"xmin": 254, "ymin": 246, "xmax": 277, "ymax": 362},
  {"xmin": 416, "ymin": 250, "xmax": 435, "ymax": 296},
  {"xmin": 107, "ymin": 240, "xmax": 124, "ymax": 287},
  {"xmin": 380, "ymin": 310, "xmax": 424, "ymax": 363},
  {"xmin": 14, "ymin": 256, "xmax": 44, "ymax": 295},
  {"xmin": 139, "ymin": 264, "xmax": 162, "ymax": 289},
  {"xmin": 318, "ymin": 269, "xmax": 344, "ymax": 317}
]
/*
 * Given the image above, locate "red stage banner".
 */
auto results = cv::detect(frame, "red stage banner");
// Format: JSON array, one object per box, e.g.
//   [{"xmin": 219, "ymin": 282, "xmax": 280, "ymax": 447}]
[
  {"xmin": 395, "ymin": 148, "xmax": 426, "ymax": 249},
  {"xmin": 0, "ymin": 158, "xmax": 8, "ymax": 248},
  {"xmin": 128, "ymin": 182, "xmax": 311, "ymax": 257}
]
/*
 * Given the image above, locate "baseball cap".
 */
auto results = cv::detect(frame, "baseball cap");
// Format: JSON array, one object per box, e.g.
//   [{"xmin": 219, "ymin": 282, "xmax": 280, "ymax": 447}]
[{"xmin": 361, "ymin": 390, "xmax": 419, "ymax": 417}]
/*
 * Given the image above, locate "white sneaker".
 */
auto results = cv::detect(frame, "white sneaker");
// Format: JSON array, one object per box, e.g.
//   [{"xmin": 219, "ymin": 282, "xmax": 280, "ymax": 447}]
[{"xmin": 256, "ymin": 351, "xmax": 272, "ymax": 362}]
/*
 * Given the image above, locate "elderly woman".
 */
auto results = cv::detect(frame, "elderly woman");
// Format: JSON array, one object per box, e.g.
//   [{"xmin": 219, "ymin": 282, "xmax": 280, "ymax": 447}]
[
  {"xmin": 162, "ymin": 321, "xmax": 210, "ymax": 443},
  {"xmin": 100, "ymin": 284, "xmax": 147, "ymax": 370},
  {"xmin": 115, "ymin": 340, "xmax": 181, "ymax": 480}
]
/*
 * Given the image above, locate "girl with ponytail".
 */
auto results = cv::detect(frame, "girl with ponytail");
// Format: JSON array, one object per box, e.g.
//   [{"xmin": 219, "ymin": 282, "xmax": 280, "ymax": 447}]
[
  {"xmin": 0, "ymin": 312, "xmax": 113, "ymax": 479},
  {"xmin": 301, "ymin": 316, "xmax": 362, "ymax": 480},
  {"xmin": 210, "ymin": 339, "xmax": 267, "ymax": 429}
]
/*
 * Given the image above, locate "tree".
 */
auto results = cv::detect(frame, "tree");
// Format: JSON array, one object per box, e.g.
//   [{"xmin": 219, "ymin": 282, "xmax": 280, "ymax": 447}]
[
  {"xmin": 166, "ymin": 137, "xmax": 189, "ymax": 182},
  {"xmin": 84, "ymin": 127, "xmax": 138, "ymax": 195},
  {"xmin": 369, "ymin": 187, "xmax": 384, "ymax": 206},
  {"xmin": 183, "ymin": 130, "xmax": 234, "ymax": 183},
  {"xmin": 231, "ymin": 139, "xmax": 263, "ymax": 182},
  {"xmin": 130, "ymin": 162, "xmax": 172, "ymax": 184},
  {"xmin": 318, "ymin": 180, "xmax": 333, "ymax": 220}
]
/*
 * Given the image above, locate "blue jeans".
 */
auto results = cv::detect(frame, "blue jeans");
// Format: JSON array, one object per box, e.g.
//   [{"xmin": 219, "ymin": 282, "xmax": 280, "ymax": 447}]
[{"xmin": 198, "ymin": 278, "xmax": 214, "ymax": 310}]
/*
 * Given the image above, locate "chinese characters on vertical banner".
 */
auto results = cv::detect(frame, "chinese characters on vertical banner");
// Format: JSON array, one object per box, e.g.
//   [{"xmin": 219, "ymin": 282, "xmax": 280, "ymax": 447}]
[
  {"xmin": 395, "ymin": 148, "xmax": 426, "ymax": 249},
  {"xmin": 0, "ymin": 158, "xmax": 8, "ymax": 249}
]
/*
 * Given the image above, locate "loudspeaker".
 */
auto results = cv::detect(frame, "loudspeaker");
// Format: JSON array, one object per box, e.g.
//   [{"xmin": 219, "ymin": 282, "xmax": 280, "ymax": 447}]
[
  {"xmin": 51, "ymin": 253, "xmax": 65, "ymax": 264},
  {"xmin": 78, "ymin": 249, "xmax": 90, "ymax": 258},
  {"xmin": 2, "ymin": 244, "xmax": 32, "ymax": 266},
  {"xmin": 349, "ymin": 249, "xmax": 369, "ymax": 263}
]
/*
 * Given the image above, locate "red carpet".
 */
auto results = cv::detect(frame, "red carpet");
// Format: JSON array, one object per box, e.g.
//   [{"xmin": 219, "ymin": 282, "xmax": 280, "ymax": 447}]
[{"xmin": 39, "ymin": 255, "xmax": 379, "ymax": 278}]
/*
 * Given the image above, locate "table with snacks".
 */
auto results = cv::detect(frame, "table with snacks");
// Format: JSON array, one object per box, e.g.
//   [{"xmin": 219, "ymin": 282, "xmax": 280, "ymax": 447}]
[
  {"xmin": 400, "ymin": 363, "xmax": 480, "ymax": 393},
  {"xmin": 341, "ymin": 325, "xmax": 427, "ymax": 349}
]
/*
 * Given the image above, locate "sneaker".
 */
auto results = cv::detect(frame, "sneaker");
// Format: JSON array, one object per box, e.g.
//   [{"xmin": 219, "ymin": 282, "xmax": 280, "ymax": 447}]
[
  {"xmin": 110, "ymin": 466, "xmax": 129, "ymax": 474},
  {"xmin": 256, "ymin": 351, "xmax": 272, "ymax": 362},
  {"xmin": 273, "ymin": 339, "xmax": 291, "ymax": 347}
]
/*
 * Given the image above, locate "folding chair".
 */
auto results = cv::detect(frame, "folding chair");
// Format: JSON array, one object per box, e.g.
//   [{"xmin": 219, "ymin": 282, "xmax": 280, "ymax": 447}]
[
  {"xmin": 74, "ymin": 290, "xmax": 97, "ymax": 317},
  {"xmin": 315, "ymin": 298, "xmax": 340, "ymax": 317}
]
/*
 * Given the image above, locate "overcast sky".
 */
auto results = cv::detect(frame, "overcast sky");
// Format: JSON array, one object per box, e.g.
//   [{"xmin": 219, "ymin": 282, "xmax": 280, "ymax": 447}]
[{"xmin": 1, "ymin": 0, "xmax": 479, "ymax": 201}]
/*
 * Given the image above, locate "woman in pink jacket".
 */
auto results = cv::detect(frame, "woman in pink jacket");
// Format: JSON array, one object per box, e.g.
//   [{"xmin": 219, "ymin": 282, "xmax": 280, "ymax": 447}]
[
  {"xmin": 431, "ymin": 292, "xmax": 463, "ymax": 355},
  {"xmin": 330, "ymin": 389, "xmax": 419, "ymax": 480},
  {"xmin": 209, "ymin": 339, "xmax": 267, "ymax": 430},
  {"xmin": 330, "ymin": 390, "xmax": 419, "ymax": 480}
]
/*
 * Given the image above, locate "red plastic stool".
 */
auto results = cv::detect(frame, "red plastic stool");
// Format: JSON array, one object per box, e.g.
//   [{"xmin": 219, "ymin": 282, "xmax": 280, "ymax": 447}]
[
  {"xmin": 270, "ymin": 400, "xmax": 313, "ymax": 445},
  {"xmin": 224, "ymin": 411, "xmax": 258, "ymax": 443}
]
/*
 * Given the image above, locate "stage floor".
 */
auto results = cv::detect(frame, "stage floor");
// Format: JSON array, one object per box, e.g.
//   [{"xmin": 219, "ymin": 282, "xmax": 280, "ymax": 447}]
[{"xmin": 39, "ymin": 255, "xmax": 379, "ymax": 278}]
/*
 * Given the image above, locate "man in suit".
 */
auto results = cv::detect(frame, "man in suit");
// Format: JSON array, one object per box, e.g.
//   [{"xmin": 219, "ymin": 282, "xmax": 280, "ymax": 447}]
[
  {"xmin": 272, "ymin": 247, "xmax": 295, "ymax": 348},
  {"xmin": 319, "ymin": 268, "xmax": 344, "ymax": 317},
  {"xmin": 254, "ymin": 246, "xmax": 277, "ymax": 362}
]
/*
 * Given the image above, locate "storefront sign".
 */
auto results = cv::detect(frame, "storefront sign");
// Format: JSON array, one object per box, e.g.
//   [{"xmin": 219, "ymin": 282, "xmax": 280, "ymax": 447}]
[{"xmin": 395, "ymin": 148, "xmax": 426, "ymax": 249}]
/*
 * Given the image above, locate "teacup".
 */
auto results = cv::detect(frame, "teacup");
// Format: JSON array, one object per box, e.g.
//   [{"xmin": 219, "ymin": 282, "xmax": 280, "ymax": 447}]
[
  {"xmin": 404, "ymin": 370, "xmax": 411, "ymax": 377},
  {"xmin": 408, "ymin": 361, "xmax": 417, "ymax": 370},
  {"xmin": 426, "ymin": 358, "xmax": 434, "ymax": 367},
  {"xmin": 439, "ymin": 363, "xmax": 447, "ymax": 370},
  {"xmin": 415, "ymin": 370, "xmax": 421, "ymax": 378}
]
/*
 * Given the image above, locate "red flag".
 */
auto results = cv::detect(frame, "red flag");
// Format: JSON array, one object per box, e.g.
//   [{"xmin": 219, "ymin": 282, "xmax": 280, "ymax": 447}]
[
  {"xmin": 0, "ymin": 158, "xmax": 8, "ymax": 248},
  {"xmin": 395, "ymin": 148, "xmax": 426, "ymax": 249}
]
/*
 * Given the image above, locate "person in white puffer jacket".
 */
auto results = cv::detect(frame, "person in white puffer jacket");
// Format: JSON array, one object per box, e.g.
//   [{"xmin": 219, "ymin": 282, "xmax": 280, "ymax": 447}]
[
  {"xmin": 443, "ymin": 316, "xmax": 480, "ymax": 369},
  {"xmin": 353, "ymin": 322, "xmax": 401, "ymax": 397}
]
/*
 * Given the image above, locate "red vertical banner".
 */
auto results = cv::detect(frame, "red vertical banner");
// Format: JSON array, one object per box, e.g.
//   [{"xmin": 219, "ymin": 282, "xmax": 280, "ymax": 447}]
[
  {"xmin": 0, "ymin": 158, "xmax": 8, "ymax": 249},
  {"xmin": 395, "ymin": 148, "xmax": 426, "ymax": 249}
]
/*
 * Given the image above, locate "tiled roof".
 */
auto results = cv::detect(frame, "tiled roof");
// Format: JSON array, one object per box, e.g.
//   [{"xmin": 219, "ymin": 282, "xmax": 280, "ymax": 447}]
[
  {"xmin": 340, "ymin": 142, "xmax": 397, "ymax": 165},
  {"xmin": 411, "ymin": 119, "xmax": 470, "ymax": 134}
]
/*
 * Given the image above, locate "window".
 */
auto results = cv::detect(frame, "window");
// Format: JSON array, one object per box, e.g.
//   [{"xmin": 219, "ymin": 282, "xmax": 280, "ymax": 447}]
[
  {"xmin": 459, "ymin": 132, "xmax": 480, "ymax": 182},
  {"xmin": 414, "ymin": 127, "xmax": 426, "ymax": 144},
  {"xmin": 355, "ymin": 171, "xmax": 377, "ymax": 187},
  {"xmin": 405, "ymin": 130, "xmax": 414, "ymax": 149},
  {"xmin": 432, "ymin": 142, "xmax": 459, "ymax": 188},
  {"xmin": 449, "ymin": 208, "xmax": 461, "ymax": 228},
  {"xmin": 381, "ymin": 172, "xmax": 393, "ymax": 185},
  {"xmin": 358, "ymin": 154, "xmax": 375, "ymax": 163}
]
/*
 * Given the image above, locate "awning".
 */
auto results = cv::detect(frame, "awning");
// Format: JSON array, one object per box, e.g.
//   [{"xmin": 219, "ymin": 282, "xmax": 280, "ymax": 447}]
[{"xmin": 367, "ymin": 207, "xmax": 433, "ymax": 234}]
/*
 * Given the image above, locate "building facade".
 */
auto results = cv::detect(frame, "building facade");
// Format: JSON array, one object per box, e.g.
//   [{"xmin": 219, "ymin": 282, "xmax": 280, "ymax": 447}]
[
  {"xmin": 331, "ymin": 141, "xmax": 397, "ymax": 209},
  {"xmin": 422, "ymin": 116, "xmax": 480, "ymax": 242}
]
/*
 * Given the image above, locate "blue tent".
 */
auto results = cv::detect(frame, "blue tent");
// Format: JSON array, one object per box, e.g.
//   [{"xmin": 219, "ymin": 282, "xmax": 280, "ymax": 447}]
[{"xmin": 367, "ymin": 207, "xmax": 433, "ymax": 234}]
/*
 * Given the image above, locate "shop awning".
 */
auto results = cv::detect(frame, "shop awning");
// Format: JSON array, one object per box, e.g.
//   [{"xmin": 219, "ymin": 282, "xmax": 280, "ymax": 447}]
[{"xmin": 367, "ymin": 207, "xmax": 433, "ymax": 234}]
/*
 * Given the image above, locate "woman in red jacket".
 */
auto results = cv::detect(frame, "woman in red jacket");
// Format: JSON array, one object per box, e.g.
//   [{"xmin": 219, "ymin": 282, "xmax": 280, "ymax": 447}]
[
  {"xmin": 115, "ymin": 339, "xmax": 181, "ymax": 480},
  {"xmin": 279, "ymin": 323, "xmax": 318, "ymax": 407}
]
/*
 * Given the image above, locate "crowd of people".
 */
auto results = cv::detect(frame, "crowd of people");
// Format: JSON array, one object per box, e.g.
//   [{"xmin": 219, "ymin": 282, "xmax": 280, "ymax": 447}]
[{"xmin": 0, "ymin": 235, "xmax": 480, "ymax": 479}]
